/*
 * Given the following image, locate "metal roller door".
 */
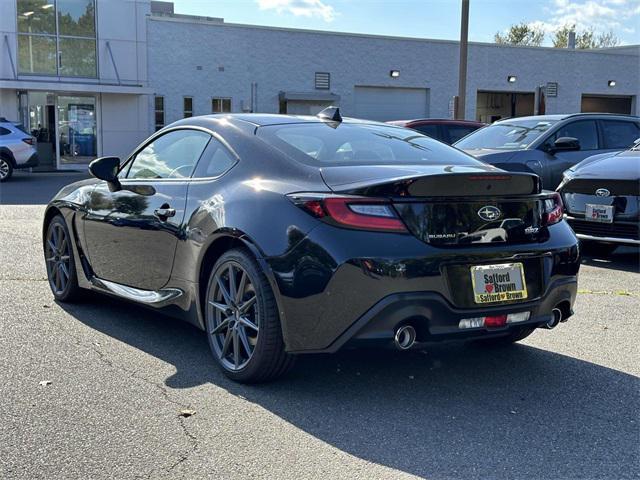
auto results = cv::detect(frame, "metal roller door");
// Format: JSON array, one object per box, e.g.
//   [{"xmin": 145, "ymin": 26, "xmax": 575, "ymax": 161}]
[{"xmin": 353, "ymin": 86, "xmax": 429, "ymax": 121}]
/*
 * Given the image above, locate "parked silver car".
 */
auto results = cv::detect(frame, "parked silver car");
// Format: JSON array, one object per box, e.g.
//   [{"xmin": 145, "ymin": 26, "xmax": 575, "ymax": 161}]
[
  {"xmin": 0, "ymin": 118, "xmax": 39, "ymax": 181},
  {"xmin": 455, "ymin": 113, "xmax": 640, "ymax": 189}
]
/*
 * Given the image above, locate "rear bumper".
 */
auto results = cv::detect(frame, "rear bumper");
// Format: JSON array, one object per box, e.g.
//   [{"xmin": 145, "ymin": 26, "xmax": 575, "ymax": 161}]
[
  {"xmin": 316, "ymin": 276, "xmax": 576, "ymax": 353},
  {"xmin": 271, "ymin": 221, "xmax": 580, "ymax": 353},
  {"xmin": 15, "ymin": 151, "xmax": 39, "ymax": 169}
]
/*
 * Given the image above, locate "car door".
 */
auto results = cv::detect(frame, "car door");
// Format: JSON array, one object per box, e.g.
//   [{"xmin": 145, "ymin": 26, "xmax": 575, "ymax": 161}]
[
  {"xmin": 540, "ymin": 119, "xmax": 600, "ymax": 188},
  {"xmin": 83, "ymin": 128, "xmax": 211, "ymax": 291}
]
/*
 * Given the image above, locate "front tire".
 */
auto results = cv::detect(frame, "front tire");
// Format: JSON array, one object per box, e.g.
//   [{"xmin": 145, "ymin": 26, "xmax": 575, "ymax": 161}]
[
  {"xmin": 205, "ymin": 248, "xmax": 294, "ymax": 383},
  {"xmin": 0, "ymin": 156, "xmax": 13, "ymax": 182},
  {"xmin": 44, "ymin": 215, "xmax": 83, "ymax": 302}
]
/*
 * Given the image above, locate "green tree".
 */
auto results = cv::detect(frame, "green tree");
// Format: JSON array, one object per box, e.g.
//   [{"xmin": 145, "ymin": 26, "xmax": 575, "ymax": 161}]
[
  {"xmin": 552, "ymin": 24, "xmax": 620, "ymax": 49},
  {"xmin": 494, "ymin": 22, "xmax": 545, "ymax": 47}
]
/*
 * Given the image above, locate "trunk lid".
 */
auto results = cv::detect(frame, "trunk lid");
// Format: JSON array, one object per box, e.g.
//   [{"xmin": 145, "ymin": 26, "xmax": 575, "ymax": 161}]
[{"xmin": 321, "ymin": 164, "xmax": 548, "ymax": 246}]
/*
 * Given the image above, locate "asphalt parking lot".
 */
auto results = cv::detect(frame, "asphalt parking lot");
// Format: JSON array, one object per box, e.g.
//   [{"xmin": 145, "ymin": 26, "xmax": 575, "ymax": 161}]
[{"xmin": 1, "ymin": 172, "xmax": 638, "ymax": 479}]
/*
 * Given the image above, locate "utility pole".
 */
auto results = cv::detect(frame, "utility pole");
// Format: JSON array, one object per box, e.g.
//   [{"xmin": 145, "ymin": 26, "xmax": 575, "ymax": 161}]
[{"xmin": 456, "ymin": 0, "xmax": 469, "ymax": 119}]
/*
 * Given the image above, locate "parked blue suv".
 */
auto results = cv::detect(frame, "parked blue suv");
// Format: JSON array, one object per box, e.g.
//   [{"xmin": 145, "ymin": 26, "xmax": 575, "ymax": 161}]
[{"xmin": 455, "ymin": 113, "xmax": 640, "ymax": 189}]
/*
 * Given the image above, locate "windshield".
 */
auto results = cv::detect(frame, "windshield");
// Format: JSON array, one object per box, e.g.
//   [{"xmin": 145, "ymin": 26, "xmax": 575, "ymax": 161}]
[
  {"xmin": 455, "ymin": 119, "xmax": 558, "ymax": 150},
  {"xmin": 259, "ymin": 123, "xmax": 482, "ymax": 167}
]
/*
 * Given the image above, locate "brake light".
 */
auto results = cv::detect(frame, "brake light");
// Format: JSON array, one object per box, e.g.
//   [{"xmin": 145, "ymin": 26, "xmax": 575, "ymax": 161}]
[
  {"xmin": 542, "ymin": 192, "xmax": 563, "ymax": 226},
  {"xmin": 22, "ymin": 137, "xmax": 35, "ymax": 145},
  {"xmin": 291, "ymin": 195, "xmax": 407, "ymax": 232}
]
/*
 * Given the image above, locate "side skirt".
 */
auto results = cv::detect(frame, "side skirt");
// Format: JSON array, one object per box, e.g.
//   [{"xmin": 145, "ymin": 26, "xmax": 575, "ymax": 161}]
[{"xmin": 89, "ymin": 276, "xmax": 183, "ymax": 307}]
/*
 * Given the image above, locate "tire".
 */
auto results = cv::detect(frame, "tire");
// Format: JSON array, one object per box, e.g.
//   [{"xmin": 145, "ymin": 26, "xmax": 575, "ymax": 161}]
[
  {"xmin": 205, "ymin": 248, "xmax": 295, "ymax": 383},
  {"xmin": 581, "ymin": 240, "xmax": 617, "ymax": 257},
  {"xmin": 44, "ymin": 215, "xmax": 83, "ymax": 302},
  {"xmin": 470, "ymin": 326, "xmax": 535, "ymax": 348},
  {"xmin": 0, "ymin": 156, "xmax": 13, "ymax": 182}
]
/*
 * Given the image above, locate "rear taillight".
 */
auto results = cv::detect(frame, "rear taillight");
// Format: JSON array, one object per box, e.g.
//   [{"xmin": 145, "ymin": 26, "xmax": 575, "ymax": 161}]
[
  {"xmin": 542, "ymin": 192, "xmax": 563, "ymax": 226},
  {"xmin": 289, "ymin": 194, "xmax": 407, "ymax": 233},
  {"xmin": 22, "ymin": 137, "xmax": 35, "ymax": 145}
]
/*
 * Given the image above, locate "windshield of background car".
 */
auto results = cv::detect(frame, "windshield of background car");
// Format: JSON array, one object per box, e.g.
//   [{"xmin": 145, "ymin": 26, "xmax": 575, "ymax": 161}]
[
  {"xmin": 455, "ymin": 119, "xmax": 559, "ymax": 150},
  {"xmin": 258, "ymin": 123, "xmax": 482, "ymax": 167}
]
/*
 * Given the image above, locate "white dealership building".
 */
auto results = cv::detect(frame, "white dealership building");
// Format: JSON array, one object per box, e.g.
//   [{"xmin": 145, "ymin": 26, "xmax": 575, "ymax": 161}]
[{"xmin": 0, "ymin": 0, "xmax": 638, "ymax": 170}]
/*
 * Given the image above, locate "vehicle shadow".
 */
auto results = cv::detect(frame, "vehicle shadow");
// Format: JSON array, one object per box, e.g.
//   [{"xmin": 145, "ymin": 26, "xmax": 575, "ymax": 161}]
[
  {"xmin": 60, "ymin": 296, "xmax": 639, "ymax": 479},
  {"xmin": 581, "ymin": 246, "xmax": 640, "ymax": 273}
]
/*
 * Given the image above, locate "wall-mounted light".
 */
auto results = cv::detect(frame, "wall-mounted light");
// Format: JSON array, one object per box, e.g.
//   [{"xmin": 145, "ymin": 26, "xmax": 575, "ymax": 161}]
[
  {"xmin": 608, "ymin": 80, "xmax": 616, "ymax": 87},
  {"xmin": 507, "ymin": 75, "xmax": 517, "ymax": 83},
  {"xmin": 390, "ymin": 70, "xmax": 400, "ymax": 78}
]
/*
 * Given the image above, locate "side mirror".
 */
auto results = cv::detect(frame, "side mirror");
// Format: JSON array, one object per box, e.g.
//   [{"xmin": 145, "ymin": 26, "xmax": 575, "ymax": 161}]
[
  {"xmin": 89, "ymin": 156, "xmax": 122, "ymax": 191},
  {"xmin": 551, "ymin": 137, "xmax": 580, "ymax": 153}
]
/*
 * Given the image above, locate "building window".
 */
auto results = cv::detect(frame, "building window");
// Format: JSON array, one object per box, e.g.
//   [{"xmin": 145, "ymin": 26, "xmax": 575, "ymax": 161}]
[
  {"xmin": 315, "ymin": 72, "xmax": 330, "ymax": 90},
  {"xmin": 154, "ymin": 96, "xmax": 165, "ymax": 131},
  {"xmin": 17, "ymin": 0, "xmax": 97, "ymax": 78},
  {"xmin": 212, "ymin": 98, "xmax": 231, "ymax": 113},
  {"xmin": 183, "ymin": 97, "xmax": 193, "ymax": 118}
]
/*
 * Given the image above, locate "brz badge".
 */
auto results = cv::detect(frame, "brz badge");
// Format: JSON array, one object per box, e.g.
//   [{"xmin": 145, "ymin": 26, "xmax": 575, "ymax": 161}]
[
  {"xmin": 477, "ymin": 205, "xmax": 502, "ymax": 221},
  {"xmin": 595, "ymin": 188, "xmax": 610, "ymax": 197}
]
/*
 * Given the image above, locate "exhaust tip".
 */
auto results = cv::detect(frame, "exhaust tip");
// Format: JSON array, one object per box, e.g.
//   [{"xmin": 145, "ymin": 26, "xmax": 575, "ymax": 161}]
[
  {"xmin": 394, "ymin": 325, "xmax": 417, "ymax": 350},
  {"xmin": 545, "ymin": 308, "xmax": 562, "ymax": 329}
]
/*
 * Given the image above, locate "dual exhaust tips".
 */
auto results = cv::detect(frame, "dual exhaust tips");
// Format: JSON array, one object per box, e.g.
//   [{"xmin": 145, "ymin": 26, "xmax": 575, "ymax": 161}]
[{"xmin": 394, "ymin": 306, "xmax": 566, "ymax": 348}]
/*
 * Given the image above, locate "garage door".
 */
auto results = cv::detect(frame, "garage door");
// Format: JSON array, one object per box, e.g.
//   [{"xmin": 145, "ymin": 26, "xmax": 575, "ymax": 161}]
[
  {"xmin": 353, "ymin": 86, "xmax": 429, "ymax": 121},
  {"xmin": 581, "ymin": 95, "xmax": 633, "ymax": 114}
]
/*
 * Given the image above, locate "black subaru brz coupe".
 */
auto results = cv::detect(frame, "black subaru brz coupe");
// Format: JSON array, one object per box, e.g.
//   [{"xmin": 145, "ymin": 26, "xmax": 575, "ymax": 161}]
[{"xmin": 43, "ymin": 108, "xmax": 580, "ymax": 382}]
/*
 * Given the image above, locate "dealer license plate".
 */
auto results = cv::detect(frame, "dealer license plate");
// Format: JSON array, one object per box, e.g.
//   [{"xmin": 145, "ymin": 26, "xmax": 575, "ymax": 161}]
[
  {"xmin": 585, "ymin": 204, "xmax": 614, "ymax": 223},
  {"xmin": 471, "ymin": 263, "xmax": 528, "ymax": 304}
]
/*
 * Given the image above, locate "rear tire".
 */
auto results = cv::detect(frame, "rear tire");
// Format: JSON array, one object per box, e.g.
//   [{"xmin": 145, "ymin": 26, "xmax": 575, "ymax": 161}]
[
  {"xmin": 0, "ymin": 156, "xmax": 13, "ymax": 182},
  {"xmin": 204, "ymin": 248, "xmax": 295, "ymax": 383},
  {"xmin": 44, "ymin": 215, "xmax": 83, "ymax": 302},
  {"xmin": 471, "ymin": 326, "xmax": 535, "ymax": 348}
]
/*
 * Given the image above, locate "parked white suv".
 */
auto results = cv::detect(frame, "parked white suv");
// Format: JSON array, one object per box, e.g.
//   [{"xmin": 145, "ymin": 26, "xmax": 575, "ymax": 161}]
[{"xmin": 0, "ymin": 118, "xmax": 39, "ymax": 181}]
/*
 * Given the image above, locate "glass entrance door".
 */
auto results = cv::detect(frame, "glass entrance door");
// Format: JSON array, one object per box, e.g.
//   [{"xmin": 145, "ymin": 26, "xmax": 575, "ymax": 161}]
[
  {"xmin": 23, "ymin": 91, "xmax": 57, "ymax": 169},
  {"xmin": 57, "ymin": 95, "xmax": 97, "ymax": 166}
]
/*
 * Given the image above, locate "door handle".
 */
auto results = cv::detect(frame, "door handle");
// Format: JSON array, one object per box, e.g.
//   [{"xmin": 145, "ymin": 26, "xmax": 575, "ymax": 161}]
[{"xmin": 154, "ymin": 207, "xmax": 176, "ymax": 219}]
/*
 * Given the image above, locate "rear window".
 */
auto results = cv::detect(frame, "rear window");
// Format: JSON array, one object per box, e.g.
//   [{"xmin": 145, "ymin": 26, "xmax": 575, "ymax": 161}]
[
  {"xmin": 258, "ymin": 123, "xmax": 481, "ymax": 167},
  {"xmin": 12, "ymin": 123, "xmax": 29, "ymax": 135}
]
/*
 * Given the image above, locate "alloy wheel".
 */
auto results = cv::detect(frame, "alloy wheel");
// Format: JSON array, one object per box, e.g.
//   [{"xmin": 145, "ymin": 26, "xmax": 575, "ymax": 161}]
[
  {"xmin": 208, "ymin": 262, "xmax": 260, "ymax": 371},
  {"xmin": 45, "ymin": 223, "xmax": 72, "ymax": 296},
  {"xmin": 0, "ymin": 159, "xmax": 10, "ymax": 180}
]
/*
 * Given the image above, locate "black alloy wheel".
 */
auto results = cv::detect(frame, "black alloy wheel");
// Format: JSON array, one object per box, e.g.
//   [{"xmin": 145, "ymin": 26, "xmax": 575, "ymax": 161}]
[
  {"xmin": 205, "ymin": 249, "xmax": 294, "ymax": 382},
  {"xmin": 45, "ymin": 215, "xmax": 81, "ymax": 301}
]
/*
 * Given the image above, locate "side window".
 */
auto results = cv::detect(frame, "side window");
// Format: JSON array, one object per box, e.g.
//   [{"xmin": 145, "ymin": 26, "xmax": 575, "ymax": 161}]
[
  {"xmin": 414, "ymin": 124, "xmax": 440, "ymax": 139},
  {"xmin": 192, "ymin": 138, "xmax": 237, "ymax": 178},
  {"xmin": 125, "ymin": 129, "xmax": 211, "ymax": 179},
  {"xmin": 552, "ymin": 120, "xmax": 598, "ymax": 150},
  {"xmin": 0, "ymin": 127, "xmax": 11, "ymax": 136},
  {"xmin": 601, "ymin": 120, "xmax": 640, "ymax": 149},
  {"xmin": 447, "ymin": 125, "xmax": 477, "ymax": 144}
]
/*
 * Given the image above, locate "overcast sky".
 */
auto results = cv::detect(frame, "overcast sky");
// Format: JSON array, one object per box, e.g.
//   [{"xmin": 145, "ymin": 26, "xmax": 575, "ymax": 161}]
[{"xmin": 171, "ymin": 0, "xmax": 640, "ymax": 46}]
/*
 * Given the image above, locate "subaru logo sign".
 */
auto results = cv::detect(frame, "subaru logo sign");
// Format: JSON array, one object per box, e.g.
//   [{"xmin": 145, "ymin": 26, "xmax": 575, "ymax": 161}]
[
  {"xmin": 595, "ymin": 188, "xmax": 610, "ymax": 197},
  {"xmin": 477, "ymin": 206, "xmax": 502, "ymax": 221}
]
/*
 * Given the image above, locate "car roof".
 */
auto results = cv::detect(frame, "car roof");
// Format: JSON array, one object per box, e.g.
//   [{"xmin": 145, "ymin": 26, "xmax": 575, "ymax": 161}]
[
  {"xmin": 388, "ymin": 119, "xmax": 485, "ymax": 126},
  {"xmin": 173, "ymin": 113, "xmax": 402, "ymax": 129},
  {"xmin": 494, "ymin": 113, "xmax": 639, "ymax": 124}
]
